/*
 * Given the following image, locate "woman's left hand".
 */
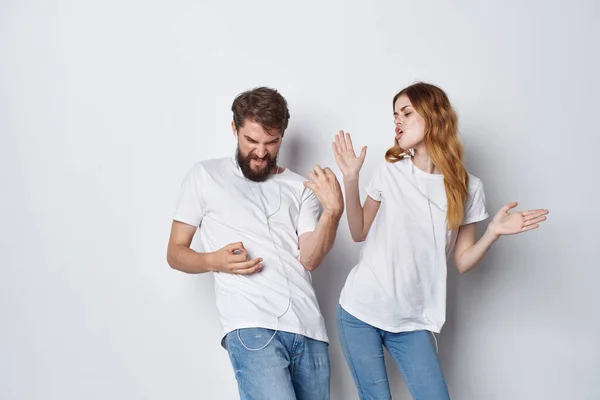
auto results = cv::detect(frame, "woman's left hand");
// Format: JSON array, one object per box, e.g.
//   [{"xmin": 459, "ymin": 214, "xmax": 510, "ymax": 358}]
[{"xmin": 488, "ymin": 202, "xmax": 549, "ymax": 238}]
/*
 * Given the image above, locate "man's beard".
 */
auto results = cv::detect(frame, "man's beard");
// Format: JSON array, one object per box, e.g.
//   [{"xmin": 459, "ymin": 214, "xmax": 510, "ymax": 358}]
[{"xmin": 236, "ymin": 147, "xmax": 278, "ymax": 182}]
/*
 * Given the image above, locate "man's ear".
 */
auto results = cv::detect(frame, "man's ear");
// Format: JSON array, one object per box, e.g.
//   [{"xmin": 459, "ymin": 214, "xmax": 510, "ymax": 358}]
[{"xmin": 231, "ymin": 121, "xmax": 237, "ymax": 138}]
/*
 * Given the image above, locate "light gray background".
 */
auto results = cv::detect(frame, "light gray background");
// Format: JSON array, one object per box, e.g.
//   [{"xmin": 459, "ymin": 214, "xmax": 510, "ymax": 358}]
[{"xmin": 1, "ymin": 0, "xmax": 598, "ymax": 399}]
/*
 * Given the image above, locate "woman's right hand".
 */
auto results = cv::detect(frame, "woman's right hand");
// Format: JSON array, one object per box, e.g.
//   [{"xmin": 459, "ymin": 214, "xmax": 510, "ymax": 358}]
[{"xmin": 332, "ymin": 130, "xmax": 367, "ymax": 179}]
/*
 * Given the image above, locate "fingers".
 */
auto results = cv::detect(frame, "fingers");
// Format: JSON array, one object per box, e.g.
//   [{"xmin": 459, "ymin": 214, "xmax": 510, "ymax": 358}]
[
  {"xmin": 345, "ymin": 132, "xmax": 354, "ymax": 153},
  {"xmin": 500, "ymin": 202, "xmax": 518, "ymax": 213},
  {"xmin": 359, "ymin": 146, "xmax": 367, "ymax": 160},
  {"xmin": 313, "ymin": 165, "xmax": 324, "ymax": 177},
  {"xmin": 522, "ymin": 210, "xmax": 548, "ymax": 222},
  {"xmin": 341, "ymin": 130, "xmax": 349, "ymax": 151},
  {"xmin": 307, "ymin": 167, "xmax": 336, "ymax": 191},
  {"xmin": 523, "ymin": 209, "xmax": 549, "ymax": 218},
  {"xmin": 312, "ymin": 166, "xmax": 335, "ymax": 182},
  {"xmin": 521, "ymin": 224, "xmax": 539, "ymax": 232},
  {"xmin": 524, "ymin": 215, "xmax": 547, "ymax": 227},
  {"xmin": 235, "ymin": 263, "xmax": 262, "ymax": 275},
  {"xmin": 231, "ymin": 257, "xmax": 263, "ymax": 275},
  {"xmin": 222, "ymin": 242, "xmax": 247, "ymax": 263},
  {"xmin": 335, "ymin": 131, "xmax": 346, "ymax": 152},
  {"xmin": 303, "ymin": 180, "xmax": 315, "ymax": 191},
  {"xmin": 229, "ymin": 251, "xmax": 249, "ymax": 263},
  {"xmin": 332, "ymin": 141, "xmax": 340, "ymax": 156},
  {"xmin": 225, "ymin": 242, "xmax": 246, "ymax": 254}
]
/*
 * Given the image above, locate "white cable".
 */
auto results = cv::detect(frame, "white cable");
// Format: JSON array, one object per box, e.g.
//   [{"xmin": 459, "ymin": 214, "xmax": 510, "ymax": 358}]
[
  {"xmin": 423, "ymin": 158, "xmax": 440, "ymax": 356},
  {"xmin": 237, "ymin": 321, "xmax": 280, "ymax": 351},
  {"xmin": 407, "ymin": 154, "xmax": 439, "ymax": 277},
  {"xmin": 398, "ymin": 152, "xmax": 443, "ymax": 356},
  {"xmin": 237, "ymin": 165, "xmax": 292, "ymax": 351},
  {"xmin": 408, "ymin": 152, "xmax": 442, "ymax": 357},
  {"xmin": 431, "ymin": 331, "xmax": 439, "ymax": 354}
]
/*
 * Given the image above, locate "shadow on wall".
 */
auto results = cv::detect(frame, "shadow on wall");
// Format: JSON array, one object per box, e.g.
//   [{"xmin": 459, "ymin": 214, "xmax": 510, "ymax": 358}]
[{"xmin": 282, "ymin": 126, "xmax": 367, "ymax": 398}]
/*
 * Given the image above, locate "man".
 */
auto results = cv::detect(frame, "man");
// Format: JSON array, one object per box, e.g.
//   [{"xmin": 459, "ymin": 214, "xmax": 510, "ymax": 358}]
[{"xmin": 166, "ymin": 87, "xmax": 343, "ymax": 399}]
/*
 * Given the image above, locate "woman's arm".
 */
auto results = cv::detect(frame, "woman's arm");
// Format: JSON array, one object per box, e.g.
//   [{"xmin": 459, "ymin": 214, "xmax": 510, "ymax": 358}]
[
  {"xmin": 332, "ymin": 131, "xmax": 381, "ymax": 242},
  {"xmin": 344, "ymin": 174, "xmax": 380, "ymax": 242},
  {"xmin": 454, "ymin": 202, "xmax": 549, "ymax": 273}
]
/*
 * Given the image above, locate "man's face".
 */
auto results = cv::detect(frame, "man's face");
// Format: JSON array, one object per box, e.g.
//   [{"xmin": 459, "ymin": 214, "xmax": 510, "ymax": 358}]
[{"xmin": 233, "ymin": 119, "xmax": 283, "ymax": 182}]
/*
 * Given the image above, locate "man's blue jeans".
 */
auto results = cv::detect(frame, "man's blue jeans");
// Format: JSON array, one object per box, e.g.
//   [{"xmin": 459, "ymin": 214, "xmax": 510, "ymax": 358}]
[{"xmin": 224, "ymin": 328, "xmax": 330, "ymax": 400}]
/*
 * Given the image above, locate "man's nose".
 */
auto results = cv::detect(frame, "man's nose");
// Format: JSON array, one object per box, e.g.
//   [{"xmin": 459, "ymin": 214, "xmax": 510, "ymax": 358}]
[{"xmin": 255, "ymin": 146, "xmax": 267, "ymax": 158}]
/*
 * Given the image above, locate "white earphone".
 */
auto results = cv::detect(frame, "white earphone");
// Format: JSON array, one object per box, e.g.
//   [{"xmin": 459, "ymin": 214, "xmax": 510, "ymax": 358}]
[
  {"xmin": 400, "ymin": 148, "xmax": 415, "ymax": 159},
  {"xmin": 234, "ymin": 160, "xmax": 292, "ymax": 352},
  {"xmin": 398, "ymin": 148, "xmax": 440, "ymax": 353}
]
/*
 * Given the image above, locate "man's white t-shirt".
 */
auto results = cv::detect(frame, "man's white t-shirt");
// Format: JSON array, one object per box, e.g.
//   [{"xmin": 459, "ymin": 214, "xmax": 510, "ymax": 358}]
[
  {"xmin": 173, "ymin": 156, "xmax": 328, "ymax": 343},
  {"xmin": 339, "ymin": 157, "xmax": 488, "ymax": 333}
]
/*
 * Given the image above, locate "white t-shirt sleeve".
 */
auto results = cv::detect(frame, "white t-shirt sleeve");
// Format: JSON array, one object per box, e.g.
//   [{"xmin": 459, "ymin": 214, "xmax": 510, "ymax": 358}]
[
  {"xmin": 462, "ymin": 179, "xmax": 489, "ymax": 225},
  {"xmin": 365, "ymin": 162, "xmax": 386, "ymax": 202},
  {"xmin": 173, "ymin": 165, "xmax": 206, "ymax": 227},
  {"xmin": 297, "ymin": 187, "xmax": 322, "ymax": 236}
]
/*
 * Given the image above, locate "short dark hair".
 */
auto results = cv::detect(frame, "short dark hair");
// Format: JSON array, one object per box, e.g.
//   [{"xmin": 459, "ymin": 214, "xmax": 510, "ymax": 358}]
[{"xmin": 231, "ymin": 87, "xmax": 290, "ymax": 135}]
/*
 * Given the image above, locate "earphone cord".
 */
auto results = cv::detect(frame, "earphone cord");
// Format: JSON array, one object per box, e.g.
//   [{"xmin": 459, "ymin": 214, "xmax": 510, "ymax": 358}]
[
  {"xmin": 237, "ymin": 165, "xmax": 292, "ymax": 351},
  {"xmin": 406, "ymin": 151, "xmax": 440, "ymax": 354}
]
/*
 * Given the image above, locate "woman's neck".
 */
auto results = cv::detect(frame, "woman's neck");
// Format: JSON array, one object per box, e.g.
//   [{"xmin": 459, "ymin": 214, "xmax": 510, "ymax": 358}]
[{"xmin": 410, "ymin": 147, "xmax": 441, "ymax": 175}]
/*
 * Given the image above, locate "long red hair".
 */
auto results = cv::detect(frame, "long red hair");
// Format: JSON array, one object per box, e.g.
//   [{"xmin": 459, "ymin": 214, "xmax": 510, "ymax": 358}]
[{"xmin": 385, "ymin": 82, "xmax": 468, "ymax": 230}]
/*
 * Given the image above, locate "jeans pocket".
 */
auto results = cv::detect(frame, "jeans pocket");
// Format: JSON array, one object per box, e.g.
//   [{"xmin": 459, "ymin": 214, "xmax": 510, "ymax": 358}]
[{"xmin": 236, "ymin": 328, "xmax": 277, "ymax": 351}]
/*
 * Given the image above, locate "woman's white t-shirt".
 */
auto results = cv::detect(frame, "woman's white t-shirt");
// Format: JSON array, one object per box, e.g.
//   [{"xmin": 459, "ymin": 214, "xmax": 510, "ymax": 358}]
[{"xmin": 339, "ymin": 158, "xmax": 488, "ymax": 333}]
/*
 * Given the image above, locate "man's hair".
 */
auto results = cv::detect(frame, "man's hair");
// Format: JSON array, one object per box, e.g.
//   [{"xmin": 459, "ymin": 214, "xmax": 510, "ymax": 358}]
[{"xmin": 231, "ymin": 87, "xmax": 290, "ymax": 135}]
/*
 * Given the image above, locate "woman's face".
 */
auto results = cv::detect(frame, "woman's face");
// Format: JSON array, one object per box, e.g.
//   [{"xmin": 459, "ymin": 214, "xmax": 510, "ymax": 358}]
[{"xmin": 393, "ymin": 95, "xmax": 426, "ymax": 150}]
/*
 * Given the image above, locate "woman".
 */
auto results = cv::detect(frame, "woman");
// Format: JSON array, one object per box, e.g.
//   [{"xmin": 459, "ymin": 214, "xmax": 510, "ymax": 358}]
[{"xmin": 333, "ymin": 82, "xmax": 548, "ymax": 399}]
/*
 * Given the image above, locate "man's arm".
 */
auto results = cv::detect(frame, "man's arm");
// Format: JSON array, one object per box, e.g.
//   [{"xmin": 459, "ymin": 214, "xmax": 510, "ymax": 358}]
[
  {"xmin": 298, "ymin": 211, "xmax": 341, "ymax": 271},
  {"xmin": 167, "ymin": 221, "xmax": 263, "ymax": 275},
  {"xmin": 298, "ymin": 165, "xmax": 344, "ymax": 271}
]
